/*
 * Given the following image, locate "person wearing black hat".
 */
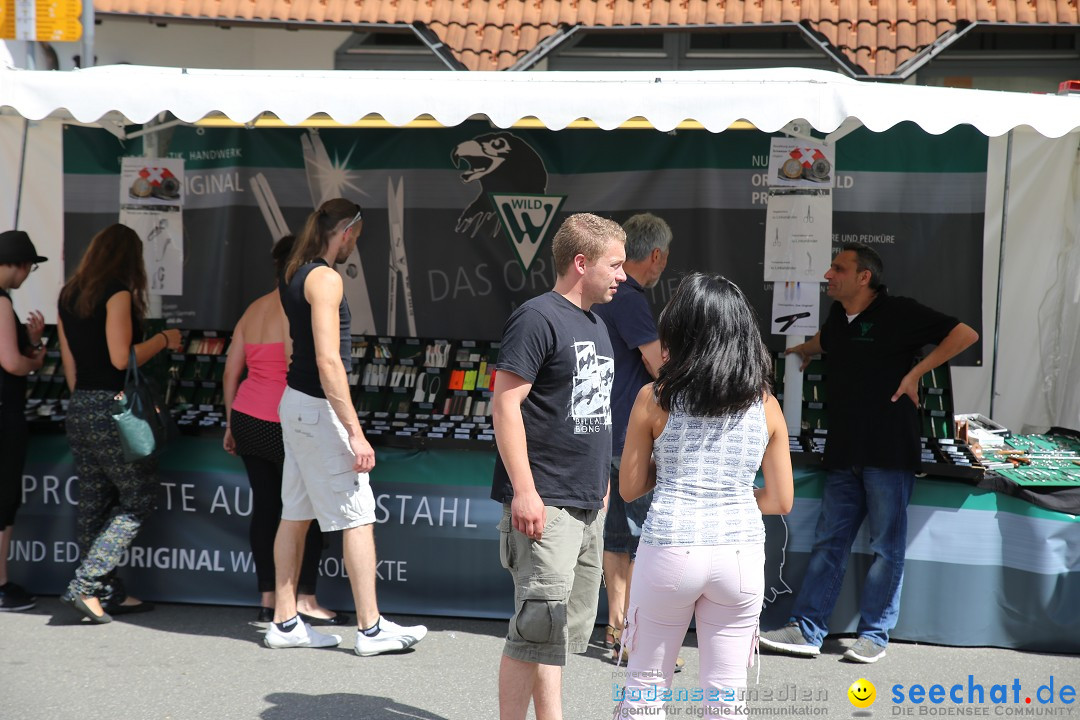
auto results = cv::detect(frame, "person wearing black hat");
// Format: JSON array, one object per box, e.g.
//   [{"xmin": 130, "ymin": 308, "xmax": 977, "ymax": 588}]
[{"xmin": 0, "ymin": 229, "xmax": 48, "ymax": 612}]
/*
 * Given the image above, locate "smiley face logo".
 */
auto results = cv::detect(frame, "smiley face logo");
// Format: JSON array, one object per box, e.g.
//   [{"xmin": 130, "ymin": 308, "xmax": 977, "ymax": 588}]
[{"xmin": 848, "ymin": 678, "xmax": 876, "ymax": 708}]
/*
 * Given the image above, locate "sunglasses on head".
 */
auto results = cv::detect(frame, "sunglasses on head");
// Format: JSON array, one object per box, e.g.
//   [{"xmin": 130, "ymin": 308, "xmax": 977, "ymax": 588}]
[{"xmin": 342, "ymin": 209, "xmax": 363, "ymax": 233}]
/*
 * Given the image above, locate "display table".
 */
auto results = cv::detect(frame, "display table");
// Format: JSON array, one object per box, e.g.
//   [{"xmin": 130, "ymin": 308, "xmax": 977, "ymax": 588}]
[{"xmin": 12, "ymin": 435, "xmax": 1080, "ymax": 653}]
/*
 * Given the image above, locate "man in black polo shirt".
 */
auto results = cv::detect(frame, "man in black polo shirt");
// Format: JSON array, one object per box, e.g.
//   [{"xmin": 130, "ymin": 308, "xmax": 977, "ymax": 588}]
[{"xmin": 759, "ymin": 243, "xmax": 977, "ymax": 664}]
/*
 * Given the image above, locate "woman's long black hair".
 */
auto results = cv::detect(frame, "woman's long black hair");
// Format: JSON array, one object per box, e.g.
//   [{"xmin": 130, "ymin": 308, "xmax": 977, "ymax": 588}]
[{"xmin": 654, "ymin": 272, "xmax": 773, "ymax": 417}]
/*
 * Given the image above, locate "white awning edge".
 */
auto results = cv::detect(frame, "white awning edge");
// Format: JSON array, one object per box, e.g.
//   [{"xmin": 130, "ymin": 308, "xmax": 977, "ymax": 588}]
[{"xmin": 3, "ymin": 64, "xmax": 1080, "ymax": 138}]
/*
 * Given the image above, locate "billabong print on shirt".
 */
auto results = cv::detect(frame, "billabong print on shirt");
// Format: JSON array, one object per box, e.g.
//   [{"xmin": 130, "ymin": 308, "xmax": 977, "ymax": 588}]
[{"xmin": 570, "ymin": 340, "xmax": 613, "ymax": 434}]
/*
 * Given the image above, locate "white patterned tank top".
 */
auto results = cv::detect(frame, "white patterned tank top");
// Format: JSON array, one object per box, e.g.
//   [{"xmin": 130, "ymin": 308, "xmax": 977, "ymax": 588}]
[{"xmin": 642, "ymin": 399, "xmax": 768, "ymax": 546}]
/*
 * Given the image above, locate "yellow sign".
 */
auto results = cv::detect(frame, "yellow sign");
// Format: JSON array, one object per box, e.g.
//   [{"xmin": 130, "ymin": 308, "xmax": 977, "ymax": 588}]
[{"xmin": 0, "ymin": 0, "xmax": 83, "ymax": 42}]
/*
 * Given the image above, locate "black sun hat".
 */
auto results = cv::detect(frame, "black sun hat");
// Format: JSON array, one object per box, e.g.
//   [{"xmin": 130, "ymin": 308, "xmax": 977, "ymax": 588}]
[{"xmin": 0, "ymin": 230, "xmax": 48, "ymax": 265}]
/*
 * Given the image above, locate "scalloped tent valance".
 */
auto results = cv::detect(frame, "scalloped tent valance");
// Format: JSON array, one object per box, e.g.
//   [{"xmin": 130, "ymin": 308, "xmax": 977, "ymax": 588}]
[{"xmin": 2, "ymin": 64, "xmax": 1080, "ymax": 138}]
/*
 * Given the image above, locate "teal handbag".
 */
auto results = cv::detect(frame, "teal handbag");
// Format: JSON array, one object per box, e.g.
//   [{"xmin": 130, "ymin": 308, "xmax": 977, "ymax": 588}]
[{"xmin": 111, "ymin": 347, "xmax": 172, "ymax": 462}]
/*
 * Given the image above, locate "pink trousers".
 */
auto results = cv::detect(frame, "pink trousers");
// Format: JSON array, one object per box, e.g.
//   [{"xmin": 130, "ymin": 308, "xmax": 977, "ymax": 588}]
[{"xmin": 614, "ymin": 542, "xmax": 764, "ymax": 718}]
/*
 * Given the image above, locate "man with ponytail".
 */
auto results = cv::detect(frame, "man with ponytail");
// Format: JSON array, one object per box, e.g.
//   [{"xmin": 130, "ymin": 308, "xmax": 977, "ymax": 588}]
[{"xmin": 266, "ymin": 198, "xmax": 426, "ymax": 656}]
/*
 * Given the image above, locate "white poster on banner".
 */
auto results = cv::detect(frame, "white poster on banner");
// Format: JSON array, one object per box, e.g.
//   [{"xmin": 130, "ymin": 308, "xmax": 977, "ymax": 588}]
[
  {"xmin": 119, "ymin": 207, "xmax": 184, "ymax": 295},
  {"xmin": 771, "ymin": 282, "xmax": 820, "ymax": 336},
  {"xmin": 763, "ymin": 193, "xmax": 832, "ymax": 281},
  {"xmin": 120, "ymin": 158, "xmax": 185, "ymax": 295},
  {"xmin": 768, "ymin": 138, "xmax": 835, "ymax": 189},
  {"xmin": 120, "ymin": 160, "xmax": 185, "ymax": 207}
]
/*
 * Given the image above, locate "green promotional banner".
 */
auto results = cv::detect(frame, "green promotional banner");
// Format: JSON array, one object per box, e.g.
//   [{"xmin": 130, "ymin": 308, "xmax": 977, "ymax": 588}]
[
  {"xmin": 12, "ymin": 437, "xmax": 1080, "ymax": 651},
  {"xmin": 62, "ymin": 122, "xmax": 986, "ymax": 364}
]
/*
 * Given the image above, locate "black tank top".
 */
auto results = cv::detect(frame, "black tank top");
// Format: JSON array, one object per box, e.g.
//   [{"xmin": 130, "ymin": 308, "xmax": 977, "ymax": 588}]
[
  {"xmin": 57, "ymin": 281, "xmax": 139, "ymax": 392},
  {"xmin": 280, "ymin": 259, "xmax": 351, "ymax": 398},
  {"xmin": 0, "ymin": 287, "xmax": 30, "ymax": 412}
]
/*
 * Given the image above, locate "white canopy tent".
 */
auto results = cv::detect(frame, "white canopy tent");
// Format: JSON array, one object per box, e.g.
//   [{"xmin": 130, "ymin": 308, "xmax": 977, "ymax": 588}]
[
  {"xmin": 1, "ymin": 64, "xmax": 1080, "ymax": 137},
  {"xmin": 1, "ymin": 63, "xmax": 1078, "ymax": 432}
]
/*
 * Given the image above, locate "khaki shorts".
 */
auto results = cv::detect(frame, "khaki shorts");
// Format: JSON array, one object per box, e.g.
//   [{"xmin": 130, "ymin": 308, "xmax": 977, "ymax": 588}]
[
  {"xmin": 279, "ymin": 386, "xmax": 376, "ymax": 532},
  {"xmin": 498, "ymin": 503, "xmax": 605, "ymax": 666}
]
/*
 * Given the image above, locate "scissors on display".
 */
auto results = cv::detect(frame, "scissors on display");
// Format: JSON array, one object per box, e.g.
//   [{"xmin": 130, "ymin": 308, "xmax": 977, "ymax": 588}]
[
  {"xmin": 413, "ymin": 373, "xmax": 441, "ymax": 404},
  {"xmin": 803, "ymin": 206, "xmax": 814, "ymax": 224}
]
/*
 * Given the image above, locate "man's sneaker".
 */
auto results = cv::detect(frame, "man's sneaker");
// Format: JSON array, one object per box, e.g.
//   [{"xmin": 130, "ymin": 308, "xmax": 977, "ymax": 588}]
[
  {"xmin": 264, "ymin": 619, "xmax": 342, "ymax": 649},
  {"xmin": 354, "ymin": 616, "xmax": 427, "ymax": 657},
  {"xmin": 0, "ymin": 582, "xmax": 36, "ymax": 612},
  {"xmin": 758, "ymin": 622, "xmax": 820, "ymax": 657},
  {"xmin": 843, "ymin": 637, "xmax": 887, "ymax": 663}
]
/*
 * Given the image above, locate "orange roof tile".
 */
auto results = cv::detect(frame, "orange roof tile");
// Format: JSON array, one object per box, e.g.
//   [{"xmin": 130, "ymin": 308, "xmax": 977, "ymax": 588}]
[{"xmin": 93, "ymin": 0, "xmax": 1080, "ymax": 73}]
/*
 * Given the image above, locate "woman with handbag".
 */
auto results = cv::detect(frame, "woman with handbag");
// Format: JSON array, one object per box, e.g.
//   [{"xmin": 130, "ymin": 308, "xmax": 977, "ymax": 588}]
[
  {"xmin": 0, "ymin": 230, "xmax": 48, "ymax": 612},
  {"xmin": 222, "ymin": 234, "xmax": 347, "ymax": 627},
  {"xmin": 57, "ymin": 223, "xmax": 182, "ymax": 623}
]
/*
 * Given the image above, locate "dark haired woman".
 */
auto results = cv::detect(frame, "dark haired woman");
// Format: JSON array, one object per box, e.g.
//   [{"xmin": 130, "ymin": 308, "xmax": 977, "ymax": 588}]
[
  {"xmin": 57, "ymin": 223, "xmax": 182, "ymax": 623},
  {"xmin": 0, "ymin": 231, "xmax": 47, "ymax": 612},
  {"xmin": 223, "ymin": 235, "xmax": 346, "ymax": 628},
  {"xmin": 615, "ymin": 273, "xmax": 794, "ymax": 718}
]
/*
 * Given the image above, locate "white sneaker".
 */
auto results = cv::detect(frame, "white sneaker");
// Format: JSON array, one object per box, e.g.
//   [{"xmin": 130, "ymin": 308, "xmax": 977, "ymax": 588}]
[
  {"xmin": 264, "ymin": 620, "xmax": 342, "ymax": 649},
  {"xmin": 354, "ymin": 616, "xmax": 428, "ymax": 656}
]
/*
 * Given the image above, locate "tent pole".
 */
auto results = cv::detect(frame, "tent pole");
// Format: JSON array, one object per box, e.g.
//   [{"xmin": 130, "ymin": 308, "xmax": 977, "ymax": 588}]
[
  {"xmin": 143, "ymin": 117, "xmax": 163, "ymax": 319},
  {"xmin": 989, "ymin": 129, "xmax": 1013, "ymax": 420},
  {"xmin": 81, "ymin": 0, "xmax": 95, "ymax": 67},
  {"xmin": 13, "ymin": 118, "xmax": 29, "ymax": 227}
]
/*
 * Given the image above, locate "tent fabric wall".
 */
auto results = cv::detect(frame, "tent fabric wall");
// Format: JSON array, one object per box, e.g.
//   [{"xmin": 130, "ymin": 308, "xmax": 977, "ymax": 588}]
[
  {"xmin": 0, "ymin": 116, "xmax": 64, "ymax": 324},
  {"xmin": 954, "ymin": 130, "xmax": 1080, "ymax": 432},
  {"xmin": 1040, "ymin": 149, "xmax": 1080, "ymax": 432}
]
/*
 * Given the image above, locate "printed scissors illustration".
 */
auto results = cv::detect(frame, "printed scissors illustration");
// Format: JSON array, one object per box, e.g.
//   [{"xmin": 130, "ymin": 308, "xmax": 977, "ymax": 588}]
[
  {"xmin": 775, "ymin": 312, "xmax": 811, "ymax": 332},
  {"xmin": 803, "ymin": 205, "xmax": 814, "ymax": 223},
  {"xmin": 387, "ymin": 176, "xmax": 416, "ymax": 336}
]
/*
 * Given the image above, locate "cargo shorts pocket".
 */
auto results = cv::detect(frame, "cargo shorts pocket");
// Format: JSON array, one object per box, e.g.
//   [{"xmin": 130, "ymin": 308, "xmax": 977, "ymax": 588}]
[
  {"xmin": 497, "ymin": 512, "xmax": 515, "ymax": 570},
  {"xmin": 513, "ymin": 576, "xmax": 569, "ymax": 645},
  {"xmin": 289, "ymin": 408, "xmax": 320, "ymax": 438},
  {"xmin": 327, "ymin": 452, "xmax": 360, "ymax": 495}
]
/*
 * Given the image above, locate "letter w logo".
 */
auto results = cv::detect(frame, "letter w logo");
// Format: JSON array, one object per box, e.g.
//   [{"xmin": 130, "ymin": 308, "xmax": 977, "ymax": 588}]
[{"xmin": 490, "ymin": 193, "xmax": 566, "ymax": 271}]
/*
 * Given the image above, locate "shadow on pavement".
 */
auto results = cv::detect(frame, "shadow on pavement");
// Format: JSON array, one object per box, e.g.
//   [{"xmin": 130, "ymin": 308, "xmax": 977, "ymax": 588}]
[{"xmin": 262, "ymin": 692, "xmax": 449, "ymax": 720}]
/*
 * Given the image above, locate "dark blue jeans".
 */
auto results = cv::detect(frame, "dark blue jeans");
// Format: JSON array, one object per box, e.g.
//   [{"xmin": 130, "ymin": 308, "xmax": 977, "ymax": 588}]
[
  {"xmin": 790, "ymin": 466, "xmax": 915, "ymax": 648},
  {"xmin": 603, "ymin": 458, "xmax": 652, "ymax": 561}
]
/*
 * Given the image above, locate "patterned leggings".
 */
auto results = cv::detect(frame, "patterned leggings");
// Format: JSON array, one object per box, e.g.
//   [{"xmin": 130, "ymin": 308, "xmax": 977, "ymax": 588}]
[{"xmin": 66, "ymin": 390, "xmax": 158, "ymax": 600}]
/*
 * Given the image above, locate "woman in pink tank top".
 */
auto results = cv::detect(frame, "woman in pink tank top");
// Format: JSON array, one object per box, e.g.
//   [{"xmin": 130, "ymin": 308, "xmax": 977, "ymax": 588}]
[{"xmin": 223, "ymin": 235, "xmax": 348, "ymax": 628}]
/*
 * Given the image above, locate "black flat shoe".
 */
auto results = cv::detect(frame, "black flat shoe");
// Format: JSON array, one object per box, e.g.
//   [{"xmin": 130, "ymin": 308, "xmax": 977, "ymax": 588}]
[
  {"xmin": 61, "ymin": 593, "xmax": 112, "ymax": 624},
  {"xmin": 255, "ymin": 607, "xmax": 274, "ymax": 624},
  {"xmin": 104, "ymin": 600, "xmax": 155, "ymax": 616},
  {"xmin": 298, "ymin": 611, "xmax": 352, "ymax": 626}
]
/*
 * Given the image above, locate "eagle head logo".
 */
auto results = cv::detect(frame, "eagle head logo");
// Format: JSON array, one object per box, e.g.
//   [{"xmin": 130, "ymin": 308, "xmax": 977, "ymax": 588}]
[{"xmin": 452, "ymin": 133, "xmax": 548, "ymax": 239}]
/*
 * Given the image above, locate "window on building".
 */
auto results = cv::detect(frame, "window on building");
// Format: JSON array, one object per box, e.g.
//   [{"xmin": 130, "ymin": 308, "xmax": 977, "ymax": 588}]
[{"xmin": 336, "ymin": 31, "xmax": 448, "ymax": 70}]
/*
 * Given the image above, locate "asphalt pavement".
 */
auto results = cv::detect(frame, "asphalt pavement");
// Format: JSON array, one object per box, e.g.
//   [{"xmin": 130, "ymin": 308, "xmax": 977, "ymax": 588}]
[{"xmin": 2, "ymin": 599, "xmax": 1078, "ymax": 720}]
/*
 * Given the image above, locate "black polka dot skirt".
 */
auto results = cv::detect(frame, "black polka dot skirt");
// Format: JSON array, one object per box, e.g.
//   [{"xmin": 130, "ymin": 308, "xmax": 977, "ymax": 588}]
[{"xmin": 231, "ymin": 410, "xmax": 285, "ymax": 465}]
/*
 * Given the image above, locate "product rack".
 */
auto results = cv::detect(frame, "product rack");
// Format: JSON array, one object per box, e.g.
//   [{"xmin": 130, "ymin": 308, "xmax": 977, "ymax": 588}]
[{"xmin": 349, "ymin": 336, "xmax": 499, "ymax": 449}]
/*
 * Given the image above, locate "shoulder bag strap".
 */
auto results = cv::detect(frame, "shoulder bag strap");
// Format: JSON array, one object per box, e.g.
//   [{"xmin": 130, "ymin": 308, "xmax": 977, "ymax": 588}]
[{"xmin": 125, "ymin": 346, "xmax": 140, "ymax": 387}]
